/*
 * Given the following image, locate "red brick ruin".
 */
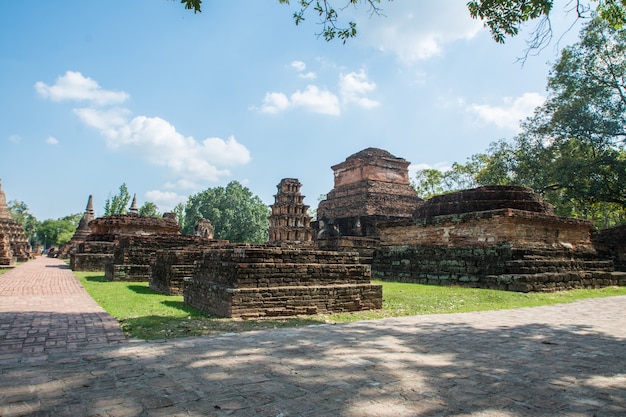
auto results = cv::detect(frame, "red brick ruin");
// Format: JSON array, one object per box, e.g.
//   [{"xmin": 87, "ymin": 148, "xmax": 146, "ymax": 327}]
[
  {"xmin": 70, "ymin": 203, "xmax": 183, "ymax": 272},
  {"xmin": 316, "ymin": 147, "xmax": 422, "ymax": 238},
  {"xmin": 268, "ymin": 178, "xmax": 313, "ymax": 243},
  {"xmin": 0, "ymin": 179, "xmax": 31, "ymax": 266},
  {"xmin": 375, "ymin": 186, "xmax": 626, "ymax": 291},
  {"xmin": 61, "ymin": 147, "xmax": 626, "ymax": 317},
  {"xmin": 184, "ymin": 245, "xmax": 382, "ymax": 318}
]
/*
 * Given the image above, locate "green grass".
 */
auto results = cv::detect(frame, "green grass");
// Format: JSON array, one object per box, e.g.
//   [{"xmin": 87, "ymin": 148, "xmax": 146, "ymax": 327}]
[
  {"xmin": 74, "ymin": 271, "xmax": 626, "ymax": 340},
  {"xmin": 74, "ymin": 272, "xmax": 323, "ymax": 339}
]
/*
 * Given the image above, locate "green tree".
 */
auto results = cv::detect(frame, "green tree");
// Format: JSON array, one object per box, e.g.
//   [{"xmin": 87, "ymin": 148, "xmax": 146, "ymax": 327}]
[
  {"xmin": 104, "ymin": 183, "xmax": 132, "ymax": 216},
  {"xmin": 180, "ymin": 1, "xmax": 626, "ymax": 46},
  {"xmin": 413, "ymin": 162, "xmax": 481, "ymax": 200},
  {"xmin": 182, "ymin": 181, "xmax": 270, "ymax": 243},
  {"xmin": 7, "ymin": 200, "xmax": 39, "ymax": 246},
  {"xmin": 139, "ymin": 201, "xmax": 161, "ymax": 218},
  {"xmin": 461, "ymin": 17, "xmax": 626, "ymax": 227},
  {"xmin": 37, "ymin": 216, "xmax": 80, "ymax": 248},
  {"xmin": 172, "ymin": 202, "xmax": 186, "ymax": 230},
  {"xmin": 413, "ymin": 169, "xmax": 447, "ymax": 199},
  {"xmin": 518, "ymin": 17, "xmax": 626, "ymax": 208}
]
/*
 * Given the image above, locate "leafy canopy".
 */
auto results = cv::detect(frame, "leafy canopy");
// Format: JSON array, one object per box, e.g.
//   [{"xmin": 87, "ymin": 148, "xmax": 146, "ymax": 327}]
[
  {"xmin": 104, "ymin": 183, "xmax": 131, "ymax": 216},
  {"xmin": 182, "ymin": 180, "xmax": 270, "ymax": 243},
  {"xmin": 138, "ymin": 201, "xmax": 161, "ymax": 218},
  {"xmin": 179, "ymin": 0, "xmax": 626, "ymax": 48},
  {"xmin": 36, "ymin": 215, "xmax": 81, "ymax": 248},
  {"xmin": 413, "ymin": 17, "xmax": 626, "ymax": 228}
]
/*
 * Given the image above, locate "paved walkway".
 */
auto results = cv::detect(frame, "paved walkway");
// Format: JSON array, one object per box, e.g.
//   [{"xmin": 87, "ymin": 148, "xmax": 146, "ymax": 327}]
[{"xmin": 1, "ymin": 258, "xmax": 625, "ymax": 417}]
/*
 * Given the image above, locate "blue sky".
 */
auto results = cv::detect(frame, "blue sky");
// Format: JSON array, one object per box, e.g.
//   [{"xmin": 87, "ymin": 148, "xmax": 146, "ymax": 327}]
[{"xmin": 0, "ymin": 0, "xmax": 584, "ymax": 221}]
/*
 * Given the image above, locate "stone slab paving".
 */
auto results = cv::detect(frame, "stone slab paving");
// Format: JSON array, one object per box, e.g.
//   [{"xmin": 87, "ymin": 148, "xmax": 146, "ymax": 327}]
[{"xmin": 1, "ymin": 257, "xmax": 625, "ymax": 416}]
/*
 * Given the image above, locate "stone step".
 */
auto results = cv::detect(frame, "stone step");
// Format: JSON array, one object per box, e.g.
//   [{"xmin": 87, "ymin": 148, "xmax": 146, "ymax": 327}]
[
  {"xmin": 504, "ymin": 259, "xmax": 615, "ymax": 274},
  {"xmin": 485, "ymin": 270, "xmax": 626, "ymax": 292}
]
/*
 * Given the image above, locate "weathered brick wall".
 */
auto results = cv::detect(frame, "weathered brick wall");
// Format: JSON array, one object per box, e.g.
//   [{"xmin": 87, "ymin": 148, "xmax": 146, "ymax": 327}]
[
  {"xmin": 378, "ymin": 209, "xmax": 594, "ymax": 250},
  {"xmin": 184, "ymin": 245, "xmax": 382, "ymax": 318},
  {"xmin": 0, "ymin": 232, "xmax": 15, "ymax": 266},
  {"xmin": 372, "ymin": 209, "xmax": 626, "ymax": 292},
  {"xmin": 593, "ymin": 225, "xmax": 626, "ymax": 271},
  {"xmin": 77, "ymin": 240, "xmax": 117, "ymax": 253},
  {"xmin": 89, "ymin": 213, "xmax": 181, "ymax": 235},
  {"xmin": 185, "ymin": 281, "xmax": 382, "ymax": 318},
  {"xmin": 373, "ymin": 244, "xmax": 626, "ymax": 292},
  {"xmin": 70, "ymin": 253, "xmax": 114, "ymax": 272},
  {"xmin": 315, "ymin": 236, "xmax": 379, "ymax": 263},
  {"xmin": 70, "ymin": 240, "xmax": 117, "ymax": 271},
  {"xmin": 105, "ymin": 264, "xmax": 152, "ymax": 282},
  {"xmin": 105, "ymin": 235, "xmax": 227, "ymax": 281},
  {"xmin": 150, "ymin": 249, "xmax": 207, "ymax": 295},
  {"xmin": 413, "ymin": 186, "xmax": 554, "ymax": 218}
]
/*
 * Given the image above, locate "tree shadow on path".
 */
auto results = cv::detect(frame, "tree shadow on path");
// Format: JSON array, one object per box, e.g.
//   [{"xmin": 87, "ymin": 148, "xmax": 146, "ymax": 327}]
[{"xmin": 1, "ymin": 304, "xmax": 625, "ymax": 416}]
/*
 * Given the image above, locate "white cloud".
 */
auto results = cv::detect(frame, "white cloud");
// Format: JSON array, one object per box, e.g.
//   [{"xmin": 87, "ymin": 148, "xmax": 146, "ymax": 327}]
[
  {"xmin": 359, "ymin": 3, "xmax": 483, "ymax": 64},
  {"xmin": 78, "ymin": 113, "xmax": 250, "ymax": 182},
  {"xmin": 291, "ymin": 60, "xmax": 317, "ymax": 79},
  {"xmin": 73, "ymin": 107, "xmax": 131, "ymax": 132},
  {"xmin": 410, "ymin": 162, "xmax": 452, "ymax": 173},
  {"xmin": 45, "ymin": 136, "xmax": 59, "ymax": 145},
  {"xmin": 164, "ymin": 179, "xmax": 203, "ymax": 190},
  {"xmin": 40, "ymin": 71, "xmax": 253, "ymax": 187},
  {"xmin": 467, "ymin": 92, "xmax": 545, "ymax": 130},
  {"xmin": 8, "ymin": 134, "xmax": 21, "ymax": 144},
  {"xmin": 291, "ymin": 61, "xmax": 306, "ymax": 72},
  {"xmin": 35, "ymin": 71, "xmax": 129, "ymax": 105},
  {"xmin": 144, "ymin": 190, "xmax": 187, "ymax": 212},
  {"xmin": 339, "ymin": 70, "xmax": 380, "ymax": 108},
  {"xmin": 259, "ymin": 85, "xmax": 341, "ymax": 116},
  {"xmin": 260, "ymin": 92, "xmax": 290, "ymax": 114},
  {"xmin": 291, "ymin": 85, "xmax": 341, "ymax": 115},
  {"xmin": 259, "ymin": 68, "xmax": 380, "ymax": 115}
]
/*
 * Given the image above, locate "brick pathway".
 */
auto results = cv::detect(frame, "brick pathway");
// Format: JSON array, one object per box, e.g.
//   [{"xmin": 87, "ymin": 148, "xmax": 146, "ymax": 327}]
[
  {"xmin": 0, "ymin": 257, "xmax": 126, "ymax": 358},
  {"xmin": 1, "ymin": 257, "xmax": 625, "ymax": 416}
]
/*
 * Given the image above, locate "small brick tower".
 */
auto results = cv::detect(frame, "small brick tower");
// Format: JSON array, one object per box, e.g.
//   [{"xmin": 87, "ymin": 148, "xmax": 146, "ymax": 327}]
[{"xmin": 268, "ymin": 178, "xmax": 313, "ymax": 243}]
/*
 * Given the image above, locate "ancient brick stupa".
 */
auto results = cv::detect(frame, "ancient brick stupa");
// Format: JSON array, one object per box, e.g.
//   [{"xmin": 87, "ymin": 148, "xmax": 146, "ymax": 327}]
[
  {"xmin": 58, "ymin": 194, "xmax": 96, "ymax": 258},
  {"xmin": 71, "ymin": 197, "xmax": 182, "ymax": 272},
  {"xmin": 373, "ymin": 185, "xmax": 626, "ymax": 291},
  {"xmin": 0, "ymin": 179, "xmax": 31, "ymax": 265},
  {"xmin": 268, "ymin": 178, "xmax": 313, "ymax": 243},
  {"xmin": 316, "ymin": 148, "xmax": 422, "ymax": 237}
]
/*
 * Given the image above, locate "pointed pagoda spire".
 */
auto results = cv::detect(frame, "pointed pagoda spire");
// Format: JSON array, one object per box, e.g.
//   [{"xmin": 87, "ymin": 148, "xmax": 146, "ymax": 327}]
[
  {"xmin": 128, "ymin": 194, "xmax": 139, "ymax": 215},
  {"xmin": 85, "ymin": 194, "xmax": 95, "ymax": 217},
  {"xmin": 0, "ymin": 178, "xmax": 10, "ymax": 220},
  {"xmin": 68, "ymin": 194, "xmax": 97, "ymax": 247}
]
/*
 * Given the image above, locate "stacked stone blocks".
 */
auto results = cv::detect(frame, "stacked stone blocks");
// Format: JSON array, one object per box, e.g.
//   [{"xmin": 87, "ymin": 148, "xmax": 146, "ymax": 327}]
[
  {"xmin": 105, "ymin": 235, "xmax": 227, "ymax": 281},
  {"xmin": 184, "ymin": 245, "xmax": 382, "ymax": 318},
  {"xmin": 374, "ymin": 203, "xmax": 626, "ymax": 291}
]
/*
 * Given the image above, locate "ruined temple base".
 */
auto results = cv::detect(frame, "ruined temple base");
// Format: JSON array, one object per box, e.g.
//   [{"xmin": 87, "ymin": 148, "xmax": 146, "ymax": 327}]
[
  {"xmin": 70, "ymin": 253, "xmax": 114, "ymax": 272},
  {"xmin": 185, "ymin": 282, "xmax": 382, "ymax": 318},
  {"xmin": 183, "ymin": 246, "xmax": 382, "ymax": 318},
  {"xmin": 105, "ymin": 263, "xmax": 151, "ymax": 281},
  {"xmin": 104, "ymin": 235, "xmax": 228, "ymax": 282},
  {"xmin": 150, "ymin": 249, "xmax": 207, "ymax": 295},
  {"xmin": 373, "ymin": 209, "xmax": 626, "ymax": 292},
  {"xmin": 0, "ymin": 258, "xmax": 16, "ymax": 268},
  {"xmin": 314, "ymin": 236, "xmax": 379, "ymax": 264}
]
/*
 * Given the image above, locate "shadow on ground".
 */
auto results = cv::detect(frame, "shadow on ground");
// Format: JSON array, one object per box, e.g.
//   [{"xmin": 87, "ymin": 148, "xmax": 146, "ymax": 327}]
[{"xmin": 1, "ymin": 309, "xmax": 625, "ymax": 416}]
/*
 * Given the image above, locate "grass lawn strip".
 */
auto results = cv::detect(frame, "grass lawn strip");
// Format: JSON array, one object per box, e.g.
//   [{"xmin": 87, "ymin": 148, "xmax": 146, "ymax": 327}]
[{"xmin": 73, "ymin": 271, "xmax": 626, "ymax": 340}]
